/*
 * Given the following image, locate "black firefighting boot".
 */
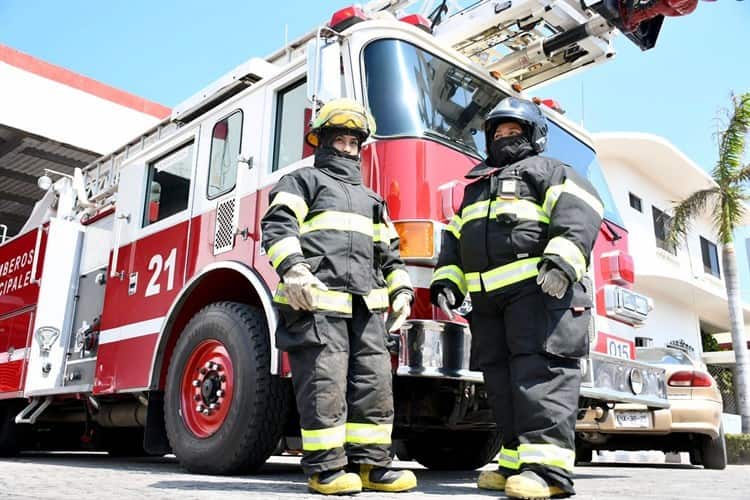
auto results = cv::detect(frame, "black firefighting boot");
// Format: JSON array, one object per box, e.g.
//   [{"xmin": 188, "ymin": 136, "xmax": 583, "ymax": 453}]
[
  {"xmin": 477, "ymin": 469, "xmax": 508, "ymax": 490},
  {"xmin": 308, "ymin": 469, "xmax": 362, "ymax": 495},
  {"xmin": 505, "ymin": 471, "xmax": 567, "ymax": 499},
  {"xmin": 352, "ymin": 464, "xmax": 417, "ymax": 492}
]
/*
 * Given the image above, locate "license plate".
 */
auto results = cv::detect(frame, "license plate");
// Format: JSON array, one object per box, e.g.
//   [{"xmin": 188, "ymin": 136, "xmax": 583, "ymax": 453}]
[{"xmin": 614, "ymin": 410, "xmax": 651, "ymax": 428}]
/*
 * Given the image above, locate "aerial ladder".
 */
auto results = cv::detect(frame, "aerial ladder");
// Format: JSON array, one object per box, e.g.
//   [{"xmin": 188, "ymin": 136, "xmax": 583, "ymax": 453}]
[{"xmin": 73, "ymin": 0, "xmax": 700, "ymax": 218}]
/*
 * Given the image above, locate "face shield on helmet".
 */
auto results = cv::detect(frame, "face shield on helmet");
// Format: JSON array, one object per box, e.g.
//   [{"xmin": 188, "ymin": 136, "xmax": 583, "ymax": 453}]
[
  {"xmin": 484, "ymin": 97, "xmax": 548, "ymax": 154},
  {"xmin": 305, "ymin": 98, "xmax": 377, "ymax": 148}
]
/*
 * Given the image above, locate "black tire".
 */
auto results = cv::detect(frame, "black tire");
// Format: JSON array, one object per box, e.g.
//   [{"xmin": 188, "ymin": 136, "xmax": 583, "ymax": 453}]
[
  {"xmin": 404, "ymin": 430, "xmax": 502, "ymax": 470},
  {"xmin": 164, "ymin": 302, "xmax": 289, "ymax": 475},
  {"xmin": 699, "ymin": 424, "xmax": 727, "ymax": 470},
  {"xmin": 0, "ymin": 400, "xmax": 24, "ymax": 457}
]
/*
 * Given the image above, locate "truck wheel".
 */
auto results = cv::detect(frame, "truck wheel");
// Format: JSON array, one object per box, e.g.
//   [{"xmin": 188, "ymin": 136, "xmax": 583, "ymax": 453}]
[
  {"xmin": 105, "ymin": 427, "xmax": 151, "ymax": 457},
  {"xmin": 404, "ymin": 430, "xmax": 502, "ymax": 470},
  {"xmin": 575, "ymin": 445, "xmax": 593, "ymax": 465},
  {"xmin": 164, "ymin": 302, "xmax": 289, "ymax": 475},
  {"xmin": 698, "ymin": 424, "xmax": 727, "ymax": 470},
  {"xmin": 0, "ymin": 400, "xmax": 23, "ymax": 457}
]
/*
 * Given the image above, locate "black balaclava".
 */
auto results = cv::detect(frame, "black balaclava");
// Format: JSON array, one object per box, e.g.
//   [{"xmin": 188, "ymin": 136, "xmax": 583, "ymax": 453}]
[
  {"xmin": 313, "ymin": 127, "xmax": 364, "ymax": 185},
  {"xmin": 487, "ymin": 125, "xmax": 535, "ymax": 167}
]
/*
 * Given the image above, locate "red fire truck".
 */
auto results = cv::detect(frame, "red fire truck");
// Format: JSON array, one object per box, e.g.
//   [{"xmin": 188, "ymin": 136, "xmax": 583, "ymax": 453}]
[{"xmin": 0, "ymin": 0, "xmax": 699, "ymax": 473}]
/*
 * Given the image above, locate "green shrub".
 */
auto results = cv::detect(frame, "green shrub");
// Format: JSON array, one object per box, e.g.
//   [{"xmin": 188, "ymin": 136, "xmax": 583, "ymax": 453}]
[{"xmin": 726, "ymin": 433, "xmax": 750, "ymax": 464}]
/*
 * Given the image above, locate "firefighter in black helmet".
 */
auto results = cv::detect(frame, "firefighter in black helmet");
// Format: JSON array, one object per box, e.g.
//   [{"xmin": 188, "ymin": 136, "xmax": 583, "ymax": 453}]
[
  {"xmin": 261, "ymin": 98, "xmax": 417, "ymax": 495},
  {"xmin": 430, "ymin": 96, "xmax": 603, "ymax": 499}
]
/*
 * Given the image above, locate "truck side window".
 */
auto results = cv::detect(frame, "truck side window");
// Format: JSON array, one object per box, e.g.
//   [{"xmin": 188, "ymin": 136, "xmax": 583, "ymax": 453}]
[
  {"xmin": 143, "ymin": 142, "xmax": 194, "ymax": 227},
  {"xmin": 272, "ymin": 79, "xmax": 309, "ymax": 171},
  {"xmin": 207, "ymin": 111, "xmax": 243, "ymax": 199}
]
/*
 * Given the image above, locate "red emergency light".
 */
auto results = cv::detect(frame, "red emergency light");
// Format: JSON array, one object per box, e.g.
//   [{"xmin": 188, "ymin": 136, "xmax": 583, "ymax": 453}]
[
  {"xmin": 532, "ymin": 97, "xmax": 565, "ymax": 114},
  {"xmin": 399, "ymin": 14, "xmax": 432, "ymax": 33},
  {"xmin": 329, "ymin": 6, "xmax": 368, "ymax": 32},
  {"xmin": 600, "ymin": 250, "xmax": 635, "ymax": 286}
]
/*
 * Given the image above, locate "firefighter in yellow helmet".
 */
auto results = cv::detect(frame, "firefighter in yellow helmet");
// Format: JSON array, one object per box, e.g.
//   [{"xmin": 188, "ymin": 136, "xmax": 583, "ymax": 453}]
[{"xmin": 261, "ymin": 98, "xmax": 417, "ymax": 495}]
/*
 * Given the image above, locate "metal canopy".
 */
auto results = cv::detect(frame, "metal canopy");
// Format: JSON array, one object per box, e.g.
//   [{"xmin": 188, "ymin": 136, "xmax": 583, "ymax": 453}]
[{"xmin": 0, "ymin": 124, "xmax": 99, "ymax": 237}]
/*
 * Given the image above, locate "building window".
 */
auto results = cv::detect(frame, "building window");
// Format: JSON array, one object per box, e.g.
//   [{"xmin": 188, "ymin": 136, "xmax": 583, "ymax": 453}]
[
  {"xmin": 629, "ymin": 192, "xmax": 642, "ymax": 212},
  {"xmin": 272, "ymin": 79, "xmax": 309, "ymax": 171},
  {"xmin": 652, "ymin": 206, "xmax": 675, "ymax": 254},
  {"xmin": 207, "ymin": 111, "xmax": 243, "ymax": 199},
  {"xmin": 143, "ymin": 142, "xmax": 194, "ymax": 227},
  {"xmin": 700, "ymin": 236, "xmax": 721, "ymax": 278}
]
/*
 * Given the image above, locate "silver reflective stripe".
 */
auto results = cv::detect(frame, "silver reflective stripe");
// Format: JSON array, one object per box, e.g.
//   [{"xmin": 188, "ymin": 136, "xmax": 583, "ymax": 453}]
[
  {"xmin": 432, "ymin": 265, "xmax": 467, "ymax": 296},
  {"xmin": 544, "ymin": 237, "xmax": 586, "ymax": 280},
  {"xmin": 492, "ymin": 199, "xmax": 549, "ymax": 223},
  {"xmin": 562, "ymin": 179, "xmax": 604, "ymax": 217},
  {"xmin": 345, "ymin": 423, "xmax": 393, "ymax": 444},
  {"xmin": 363, "ymin": 288, "xmax": 389, "ymax": 311},
  {"xmin": 386, "ymin": 269, "xmax": 412, "ymax": 294},
  {"xmin": 480, "ymin": 257, "xmax": 541, "ymax": 292},
  {"xmin": 270, "ymin": 191, "xmax": 309, "ymax": 223},
  {"xmin": 466, "ymin": 272, "xmax": 482, "ymax": 293},
  {"xmin": 301, "ymin": 211, "xmax": 374, "ymax": 237},
  {"xmin": 275, "ymin": 284, "xmax": 353, "ymax": 314},
  {"xmin": 267, "ymin": 236, "xmax": 302, "ymax": 269},
  {"xmin": 461, "ymin": 200, "xmax": 491, "ymax": 224},
  {"xmin": 301, "ymin": 425, "xmax": 346, "ymax": 451},
  {"xmin": 518, "ymin": 443, "xmax": 575, "ymax": 471},
  {"xmin": 446, "ymin": 214, "xmax": 463, "ymax": 238}
]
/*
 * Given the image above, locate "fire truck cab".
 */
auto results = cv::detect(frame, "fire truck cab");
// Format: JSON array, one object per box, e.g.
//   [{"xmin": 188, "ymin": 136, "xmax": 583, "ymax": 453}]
[{"xmin": 0, "ymin": 0, "xmax": 698, "ymax": 472}]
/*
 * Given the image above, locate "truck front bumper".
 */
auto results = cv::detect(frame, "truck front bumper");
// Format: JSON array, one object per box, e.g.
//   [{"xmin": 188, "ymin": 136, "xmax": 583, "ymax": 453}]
[{"xmin": 397, "ymin": 321, "xmax": 669, "ymax": 409}]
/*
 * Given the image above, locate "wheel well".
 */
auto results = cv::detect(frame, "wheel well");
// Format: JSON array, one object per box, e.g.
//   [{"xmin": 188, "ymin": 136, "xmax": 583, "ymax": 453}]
[{"xmin": 151, "ymin": 267, "xmax": 268, "ymax": 390}]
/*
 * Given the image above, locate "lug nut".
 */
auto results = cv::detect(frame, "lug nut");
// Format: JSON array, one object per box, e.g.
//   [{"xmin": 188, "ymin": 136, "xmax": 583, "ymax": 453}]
[
  {"xmin": 209, "ymin": 403, "xmax": 220, "ymax": 410},
  {"xmin": 192, "ymin": 379, "xmax": 201, "ymax": 387},
  {"xmin": 200, "ymin": 367, "xmax": 207, "ymax": 375},
  {"xmin": 220, "ymin": 375, "xmax": 226, "ymax": 382},
  {"xmin": 214, "ymin": 363, "xmax": 223, "ymax": 371},
  {"xmin": 216, "ymin": 389, "xmax": 225, "ymax": 397},
  {"xmin": 196, "ymin": 404, "xmax": 205, "ymax": 412},
  {"xmin": 202, "ymin": 408, "xmax": 211, "ymax": 416}
]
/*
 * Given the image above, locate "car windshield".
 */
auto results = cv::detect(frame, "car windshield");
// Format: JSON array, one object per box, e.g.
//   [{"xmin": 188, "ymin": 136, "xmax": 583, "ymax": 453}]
[
  {"xmin": 636, "ymin": 347, "xmax": 695, "ymax": 366},
  {"xmin": 362, "ymin": 38, "xmax": 623, "ymax": 225}
]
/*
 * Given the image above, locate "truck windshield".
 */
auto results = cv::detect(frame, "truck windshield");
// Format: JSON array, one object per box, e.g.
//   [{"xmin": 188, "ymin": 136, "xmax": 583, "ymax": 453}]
[{"xmin": 363, "ymin": 38, "xmax": 623, "ymax": 226}]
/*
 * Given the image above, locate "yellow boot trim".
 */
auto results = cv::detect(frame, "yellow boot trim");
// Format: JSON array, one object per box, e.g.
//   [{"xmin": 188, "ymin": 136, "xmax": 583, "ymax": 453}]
[
  {"xmin": 477, "ymin": 470, "xmax": 507, "ymax": 491},
  {"xmin": 308, "ymin": 472, "xmax": 362, "ymax": 496},
  {"xmin": 505, "ymin": 474, "xmax": 565, "ymax": 499},
  {"xmin": 359, "ymin": 465, "xmax": 417, "ymax": 492}
]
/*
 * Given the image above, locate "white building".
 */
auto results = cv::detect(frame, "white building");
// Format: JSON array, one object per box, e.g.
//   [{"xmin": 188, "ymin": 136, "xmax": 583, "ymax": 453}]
[
  {"xmin": 593, "ymin": 132, "xmax": 750, "ymax": 355},
  {"xmin": 0, "ymin": 44, "xmax": 169, "ymax": 237}
]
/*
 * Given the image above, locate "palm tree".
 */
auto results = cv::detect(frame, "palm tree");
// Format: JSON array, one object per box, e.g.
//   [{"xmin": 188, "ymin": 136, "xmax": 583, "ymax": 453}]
[{"xmin": 667, "ymin": 92, "xmax": 750, "ymax": 433}]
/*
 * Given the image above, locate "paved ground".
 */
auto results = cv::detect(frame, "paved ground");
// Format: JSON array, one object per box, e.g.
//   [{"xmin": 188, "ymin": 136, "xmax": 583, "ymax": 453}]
[{"xmin": 0, "ymin": 454, "xmax": 748, "ymax": 500}]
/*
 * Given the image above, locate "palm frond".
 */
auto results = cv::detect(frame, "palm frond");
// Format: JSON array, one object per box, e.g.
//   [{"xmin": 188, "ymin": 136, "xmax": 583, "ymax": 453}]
[
  {"xmin": 667, "ymin": 188, "xmax": 719, "ymax": 248},
  {"xmin": 713, "ymin": 93, "xmax": 750, "ymax": 183}
]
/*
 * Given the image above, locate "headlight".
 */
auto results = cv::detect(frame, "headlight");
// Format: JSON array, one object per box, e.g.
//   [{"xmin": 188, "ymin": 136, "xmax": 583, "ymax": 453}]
[{"xmin": 629, "ymin": 368, "xmax": 644, "ymax": 395}]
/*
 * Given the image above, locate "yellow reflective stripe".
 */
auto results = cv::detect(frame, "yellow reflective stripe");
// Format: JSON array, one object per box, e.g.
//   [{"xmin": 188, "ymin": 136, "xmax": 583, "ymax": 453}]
[
  {"xmin": 498, "ymin": 447, "xmax": 520, "ymax": 470},
  {"xmin": 345, "ymin": 423, "xmax": 393, "ymax": 445},
  {"xmin": 301, "ymin": 211, "xmax": 374, "ymax": 237},
  {"xmin": 386, "ymin": 269, "xmax": 412, "ymax": 294},
  {"xmin": 518, "ymin": 443, "xmax": 575, "ymax": 472},
  {"xmin": 267, "ymin": 236, "xmax": 303, "ymax": 269},
  {"xmin": 274, "ymin": 284, "xmax": 353, "ymax": 314},
  {"xmin": 301, "ymin": 425, "xmax": 346, "ymax": 451},
  {"xmin": 363, "ymin": 288, "xmax": 389, "ymax": 311},
  {"xmin": 481, "ymin": 257, "xmax": 541, "ymax": 292},
  {"xmin": 446, "ymin": 214, "xmax": 463, "ymax": 239},
  {"xmin": 543, "ymin": 179, "xmax": 604, "ymax": 218},
  {"xmin": 544, "ymin": 236, "xmax": 586, "ymax": 280},
  {"xmin": 373, "ymin": 223, "xmax": 389, "ymax": 243},
  {"xmin": 460, "ymin": 200, "xmax": 491, "ymax": 224},
  {"xmin": 431, "ymin": 265, "xmax": 468, "ymax": 296},
  {"xmin": 542, "ymin": 184, "xmax": 563, "ymax": 216},
  {"xmin": 492, "ymin": 199, "xmax": 549, "ymax": 224},
  {"xmin": 270, "ymin": 191, "xmax": 309, "ymax": 223},
  {"xmin": 466, "ymin": 272, "xmax": 482, "ymax": 293},
  {"xmin": 466, "ymin": 258, "xmax": 541, "ymax": 293},
  {"xmin": 562, "ymin": 179, "xmax": 604, "ymax": 217}
]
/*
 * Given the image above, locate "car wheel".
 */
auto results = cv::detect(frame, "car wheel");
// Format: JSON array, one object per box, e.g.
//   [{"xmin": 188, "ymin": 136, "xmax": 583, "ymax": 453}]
[
  {"xmin": 699, "ymin": 423, "xmax": 727, "ymax": 470},
  {"xmin": 404, "ymin": 430, "xmax": 502, "ymax": 470},
  {"xmin": 575, "ymin": 445, "xmax": 593, "ymax": 465}
]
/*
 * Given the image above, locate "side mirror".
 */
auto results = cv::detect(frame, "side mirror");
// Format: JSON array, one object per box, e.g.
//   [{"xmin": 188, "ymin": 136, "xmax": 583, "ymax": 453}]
[
  {"xmin": 238, "ymin": 155, "xmax": 253, "ymax": 170},
  {"xmin": 306, "ymin": 35, "xmax": 343, "ymax": 107}
]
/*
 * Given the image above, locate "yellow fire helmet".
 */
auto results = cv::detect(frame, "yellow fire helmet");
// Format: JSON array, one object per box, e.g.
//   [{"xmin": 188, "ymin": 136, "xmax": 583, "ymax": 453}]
[{"xmin": 306, "ymin": 98, "xmax": 377, "ymax": 147}]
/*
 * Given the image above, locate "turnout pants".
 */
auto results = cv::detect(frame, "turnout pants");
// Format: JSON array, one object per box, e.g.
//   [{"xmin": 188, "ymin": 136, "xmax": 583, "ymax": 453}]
[
  {"xmin": 278, "ymin": 295, "xmax": 394, "ymax": 476},
  {"xmin": 471, "ymin": 278, "xmax": 591, "ymax": 494}
]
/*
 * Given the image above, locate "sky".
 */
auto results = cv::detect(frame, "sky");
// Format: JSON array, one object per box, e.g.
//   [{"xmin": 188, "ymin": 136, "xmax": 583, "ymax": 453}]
[{"xmin": 1, "ymin": 0, "xmax": 750, "ymax": 297}]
